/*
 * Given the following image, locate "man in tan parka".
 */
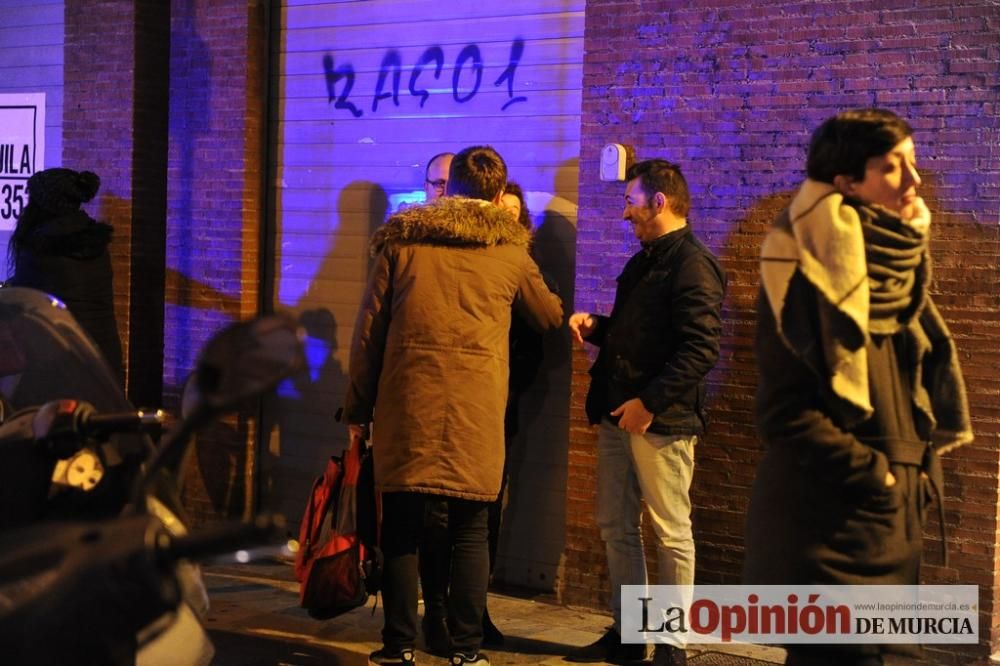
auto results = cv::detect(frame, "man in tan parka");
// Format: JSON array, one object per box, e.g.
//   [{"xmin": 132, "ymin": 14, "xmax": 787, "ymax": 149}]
[{"xmin": 344, "ymin": 145, "xmax": 562, "ymax": 666}]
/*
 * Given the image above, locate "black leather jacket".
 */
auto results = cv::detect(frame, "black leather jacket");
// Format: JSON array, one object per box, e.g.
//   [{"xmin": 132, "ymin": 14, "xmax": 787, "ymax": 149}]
[{"xmin": 584, "ymin": 226, "xmax": 726, "ymax": 435}]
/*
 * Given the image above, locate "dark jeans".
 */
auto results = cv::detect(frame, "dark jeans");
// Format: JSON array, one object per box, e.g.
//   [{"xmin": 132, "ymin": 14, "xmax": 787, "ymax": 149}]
[
  {"xmin": 383, "ymin": 492, "xmax": 489, "ymax": 654},
  {"xmin": 419, "ymin": 499, "xmax": 451, "ymax": 618},
  {"xmin": 419, "ymin": 462, "xmax": 507, "ymax": 619}
]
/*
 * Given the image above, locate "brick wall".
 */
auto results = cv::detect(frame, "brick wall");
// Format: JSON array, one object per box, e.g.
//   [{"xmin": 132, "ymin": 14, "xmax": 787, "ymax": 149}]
[
  {"xmin": 63, "ymin": 0, "xmax": 265, "ymax": 523},
  {"xmin": 63, "ymin": 0, "xmax": 139, "ymax": 391},
  {"xmin": 166, "ymin": 0, "xmax": 268, "ymax": 522},
  {"xmin": 63, "ymin": 0, "xmax": 171, "ymax": 405},
  {"xmin": 567, "ymin": 1, "xmax": 1000, "ymax": 660}
]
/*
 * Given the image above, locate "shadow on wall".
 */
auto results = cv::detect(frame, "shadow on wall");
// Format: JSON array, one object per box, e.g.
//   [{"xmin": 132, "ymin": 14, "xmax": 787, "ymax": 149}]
[
  {"xmin": 887, "ymin": 170, "xmax": 999, "ymax": 578},
  {"xmin": 359, "ymin": 182, "xmax": 391, "ymax": 276},
  {"xmin": 675, "ymin": 190, "xmax": 792, "ymax": 583},
  {"xmin": 497, "ymin": 158, "xmax": 577, "ymax": 592},
  {"xmin": 169, "ymin": 0, "xmax": 213, "ymax": 388},
  {"xmin": 260, "ymin": 181, "xmax": 388, "ymax": 535},
  {"xmin": 162, "ymin": 0, "xmax": 250, "ymax": 521}
]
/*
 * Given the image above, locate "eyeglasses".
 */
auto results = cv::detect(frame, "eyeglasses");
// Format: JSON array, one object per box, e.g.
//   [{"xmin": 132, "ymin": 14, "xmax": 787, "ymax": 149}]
[{"xmin": 425, "ymin": 179, "xmax": 447, "ymax": 190}]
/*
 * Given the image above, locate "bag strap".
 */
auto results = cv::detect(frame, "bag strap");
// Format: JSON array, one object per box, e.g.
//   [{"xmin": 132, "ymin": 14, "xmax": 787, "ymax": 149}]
[
  {"xmin": 303, "ymin": 455, "xmax": 342, "ymax": 551},
  {"xmin": 300, "ymin": 473, "xmax": 324, "ymax": 551}
]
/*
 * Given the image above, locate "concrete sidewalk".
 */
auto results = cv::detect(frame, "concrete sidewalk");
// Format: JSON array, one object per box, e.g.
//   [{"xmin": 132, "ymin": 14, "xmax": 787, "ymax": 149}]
[{"xmin": 203, "ymin": 561, "xmax": 786, "ymax": 665}]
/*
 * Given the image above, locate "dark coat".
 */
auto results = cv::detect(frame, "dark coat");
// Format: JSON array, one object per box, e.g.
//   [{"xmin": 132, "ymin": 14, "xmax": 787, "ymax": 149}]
[
  {"xmin": 8, "ymin": 210, "xmax": 123, "ymax": 379},
  {"xmin": 584, "ymin": 226, "xmax": 726, "ymax": 435},
  {"xmin": 745, "ymin": 190, "xmax": 971, "ymax": 659},
  {"xmin": 343, "ymin": 197, "xmax": 563, "ymax": 501},
  {"xmin": 504, "ymin": 311, "xmax": 543, "ymax": 439},
  {"xmin": 745, "ymin": 196, "xmax": 970, "ymax": 593},
  {"xmin": 743, "ymin": 291, "xmax": 933, "ymax": 588}
]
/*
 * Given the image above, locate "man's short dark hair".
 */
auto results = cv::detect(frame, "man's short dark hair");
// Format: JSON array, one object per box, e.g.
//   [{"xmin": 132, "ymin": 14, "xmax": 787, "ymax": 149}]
[
  {"xmin": 447, "ymin": 146, "xmax": 507, "ymax": 201},
  {"xmin": 425, "ymin": 152, "xmax": 454, "ymax": 179},
  {"xmin": 806, "ymin": 108, "xmax": 913, "ymax": 184},
  {"xmin": 626, "ymin": 159, "xmax": 691, "ymax": 218}
]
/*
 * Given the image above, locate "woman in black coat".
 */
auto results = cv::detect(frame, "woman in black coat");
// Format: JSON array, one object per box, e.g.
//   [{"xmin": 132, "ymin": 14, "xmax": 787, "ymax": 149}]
[
  {"xmin": 743, "ymin": 110, "xmax": 972, "ymax": 665},
  {"xmin": 6, "ymin": 168, "xmax": 123, "ymax": 380}
]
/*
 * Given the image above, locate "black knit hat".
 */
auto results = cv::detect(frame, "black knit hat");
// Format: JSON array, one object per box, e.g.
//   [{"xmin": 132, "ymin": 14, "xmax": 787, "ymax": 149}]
[{"xmin": 26, "ymin": 168, "xmax": 101, "ymax": 215}]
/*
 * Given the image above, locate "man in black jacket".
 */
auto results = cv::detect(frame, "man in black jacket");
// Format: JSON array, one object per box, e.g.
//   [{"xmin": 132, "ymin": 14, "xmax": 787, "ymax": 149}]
[{"xmin": 567, "ymin": 159, "xmax": 725, "ymax": 666}]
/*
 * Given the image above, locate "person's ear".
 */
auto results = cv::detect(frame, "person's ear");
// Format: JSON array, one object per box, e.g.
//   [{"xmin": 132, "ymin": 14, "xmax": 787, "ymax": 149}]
[
  {"xmin": 491, "ymin": 191, "xmax": 504, "ymax": 206},
  {"xmin": 653, "ymin": 191, "xmax": 667, "ymax": 213},
  {"xmin": 833, "ymin": 174, "xmax": 856, "ymax": 197}
]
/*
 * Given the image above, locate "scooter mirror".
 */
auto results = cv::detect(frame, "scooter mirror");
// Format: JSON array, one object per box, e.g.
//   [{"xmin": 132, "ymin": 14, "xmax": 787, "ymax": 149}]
[
  {"xmin": 188, "ymin": 313, "xmax": 306, "ymax": 417},
  {"xmin": 130, "ymin": 314, "xmax": 305, "ymax": 508}
]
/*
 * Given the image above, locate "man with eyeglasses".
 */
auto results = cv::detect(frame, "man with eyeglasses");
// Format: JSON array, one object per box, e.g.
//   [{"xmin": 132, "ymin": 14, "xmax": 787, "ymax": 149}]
[{"xmin": 424, "ymin": 152, "xmax": 454, "ymax": 202}]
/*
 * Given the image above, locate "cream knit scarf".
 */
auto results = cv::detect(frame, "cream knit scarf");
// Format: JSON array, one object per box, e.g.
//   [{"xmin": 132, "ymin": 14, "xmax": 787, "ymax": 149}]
[{"xmin": 760, "ymin": 180, "xmax": 972, "ymax": 453}]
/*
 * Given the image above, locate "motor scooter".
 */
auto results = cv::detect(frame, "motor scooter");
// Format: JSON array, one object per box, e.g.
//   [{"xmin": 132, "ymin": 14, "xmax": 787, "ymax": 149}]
[{"xmin": 0, "ymin": 287, "xmax": 305, "ymax": 664}]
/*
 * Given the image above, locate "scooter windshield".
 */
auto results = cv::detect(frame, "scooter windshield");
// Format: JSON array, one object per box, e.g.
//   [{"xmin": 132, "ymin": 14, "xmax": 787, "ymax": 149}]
[{"xmin": 0, "ymin": 287, "xmax": 129, "ymax": 413}]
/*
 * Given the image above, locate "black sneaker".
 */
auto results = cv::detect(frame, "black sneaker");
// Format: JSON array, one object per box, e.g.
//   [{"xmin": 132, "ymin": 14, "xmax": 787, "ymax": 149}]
[
  {"xmin": 421, "ymin": 612, "xmax": 451, "ymax": 656},
  {"xmin": 450, "ymin": 652, "xmax": 490, "ymax": 665},
  {"xmin": 368, "ymin": 647, "xmax": 416, "ymax": 665},
  {"xmin": 652, "ymin": 644, "xmax": 687, "ymax": 666},
  {"xmin": 565, "ymin": 627, "xmax": 647, "ymax": 663}
]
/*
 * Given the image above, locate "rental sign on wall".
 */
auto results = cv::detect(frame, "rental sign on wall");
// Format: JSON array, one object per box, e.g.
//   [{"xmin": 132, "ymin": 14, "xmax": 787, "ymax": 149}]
[{"xmin": 0, "ymin": 92, "xmax": 45, "ymax": 228}]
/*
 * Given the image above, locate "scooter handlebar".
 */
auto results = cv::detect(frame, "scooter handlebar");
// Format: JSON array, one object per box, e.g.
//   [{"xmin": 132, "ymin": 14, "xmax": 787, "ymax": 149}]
[
  {"xmin": 33, "ymin": 400, "xmax": 164, "ymax": 439},
  {"xmin": 84, "ymin": 409, "xmax": 166, "ymax": 435}
]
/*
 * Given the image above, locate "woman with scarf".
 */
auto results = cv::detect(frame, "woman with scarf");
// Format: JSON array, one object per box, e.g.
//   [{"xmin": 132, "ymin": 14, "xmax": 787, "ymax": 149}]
[{"xmin": 743, "ymin": 109, "xmax": 972, "ymax": 665}]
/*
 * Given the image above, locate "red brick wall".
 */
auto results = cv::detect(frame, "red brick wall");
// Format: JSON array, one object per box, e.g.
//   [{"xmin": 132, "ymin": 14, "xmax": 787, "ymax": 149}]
[
  {"xmin": 566, "ymin": 1, "xmax": 1000, "ymax": 660},
  {"xmin": 166, "ymin": 0, "xmax": 268, "ymax": 522},
  {"xmin": 63, "ymin": 0, "xmax": 267, "ymax": 518},
  {"xmin": 63, "ymin": 0, "xmax": 138, "ymax": 389},
  {"xmin": 62, "ymin": 0, "xmax": 266, "ymax": 523}
]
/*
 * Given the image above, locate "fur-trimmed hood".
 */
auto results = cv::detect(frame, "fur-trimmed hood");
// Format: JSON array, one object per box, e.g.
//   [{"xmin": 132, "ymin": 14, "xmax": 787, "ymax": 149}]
[
  {"xmin": 370, "ymin": 196, "xmax": 530, "ymax": 256},
  {"xmin": 346, "ymin": 194, "xmax": 563, "ymax": 502}
]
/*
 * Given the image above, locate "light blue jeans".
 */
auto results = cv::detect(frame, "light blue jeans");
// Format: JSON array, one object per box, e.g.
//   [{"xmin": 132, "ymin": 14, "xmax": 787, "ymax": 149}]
[{"xmin": 595, "ymin": 419, "xmax": 697, "ymax": 631}]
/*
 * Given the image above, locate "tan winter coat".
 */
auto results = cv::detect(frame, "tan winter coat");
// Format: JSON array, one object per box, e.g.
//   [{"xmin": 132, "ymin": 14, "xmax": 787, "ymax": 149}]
[{"xmin": 343, "ymin": 197, "xmax": 563, "ymax": 501}]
